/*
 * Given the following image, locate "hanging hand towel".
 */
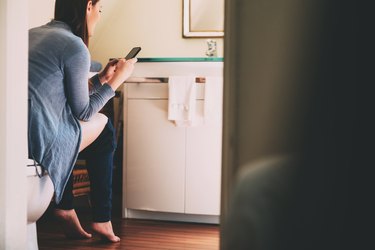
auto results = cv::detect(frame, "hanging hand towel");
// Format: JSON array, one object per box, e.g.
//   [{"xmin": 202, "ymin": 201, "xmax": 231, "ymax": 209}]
[
  {"xmin": 204, "ymin": 76, "xmax": 223, "ymax": 124},
  {"xmin": 168, "ymin": 76, "xmax": 196, "ymax": 127}
]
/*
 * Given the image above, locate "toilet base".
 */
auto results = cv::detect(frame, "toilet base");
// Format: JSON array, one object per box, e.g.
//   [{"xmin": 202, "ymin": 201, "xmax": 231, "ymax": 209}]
[{"xmin": 26, "ymin": 160, "xmax": 54, "ymax": 250}]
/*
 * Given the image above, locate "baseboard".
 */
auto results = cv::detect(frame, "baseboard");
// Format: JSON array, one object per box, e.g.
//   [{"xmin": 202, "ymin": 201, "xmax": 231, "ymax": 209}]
[{"xmin": 123, "ymin": 208, "xmax": 220, "ymax": 224}]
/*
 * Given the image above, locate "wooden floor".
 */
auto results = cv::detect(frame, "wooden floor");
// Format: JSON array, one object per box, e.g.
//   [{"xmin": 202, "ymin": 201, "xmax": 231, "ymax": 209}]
[{"xmin": 36, "ymin": 197, "xmax": 220, "ymax": 250}]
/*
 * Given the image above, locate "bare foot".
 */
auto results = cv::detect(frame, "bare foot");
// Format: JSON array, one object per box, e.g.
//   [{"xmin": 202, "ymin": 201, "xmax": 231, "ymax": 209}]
[
  {"xmin": 92, "ymin": 221, "xmax": 120, "ymax": 243},
  {"xmin": 53, "ymin": 209, "xmax": 92, "ymax": 239}
]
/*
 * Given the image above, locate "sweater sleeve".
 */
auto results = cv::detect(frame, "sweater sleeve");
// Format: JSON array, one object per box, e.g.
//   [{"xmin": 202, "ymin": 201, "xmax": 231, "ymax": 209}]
[{"xmin": 63, "ymin": 40, "xmax": 115, "ymax": 121}]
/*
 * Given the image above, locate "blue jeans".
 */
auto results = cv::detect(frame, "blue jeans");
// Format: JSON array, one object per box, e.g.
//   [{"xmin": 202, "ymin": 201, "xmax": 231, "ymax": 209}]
[{"xmin": 55, "ymin": 119, "xmax": 117, "ymax": 222}]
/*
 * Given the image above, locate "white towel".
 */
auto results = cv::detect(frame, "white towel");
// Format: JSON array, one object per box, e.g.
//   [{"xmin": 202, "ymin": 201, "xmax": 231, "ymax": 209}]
[
  {"xmin": 204, "ymin": 76, "xmax": 223, "ymax": 124},
  {"xmin": 168, "ymin": 76, "xmax": 196, "ymax": 127}
]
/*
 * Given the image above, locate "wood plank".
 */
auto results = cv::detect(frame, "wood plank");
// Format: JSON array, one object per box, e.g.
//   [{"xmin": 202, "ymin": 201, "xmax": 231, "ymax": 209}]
[{"xmin": 37, "ymin": 210, "xmax": 219, "ymax": 250}]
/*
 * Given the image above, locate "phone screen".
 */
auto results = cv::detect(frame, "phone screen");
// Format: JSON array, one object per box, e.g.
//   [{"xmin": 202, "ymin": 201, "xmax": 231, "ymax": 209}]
[{"xmin": 125, "ymin": 47, "xmax": 141, "ymax": 59}]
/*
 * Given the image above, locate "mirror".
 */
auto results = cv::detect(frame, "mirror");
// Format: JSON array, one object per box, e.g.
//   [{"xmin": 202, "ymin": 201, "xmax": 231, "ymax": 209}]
[{"xmin": 183, "ymin": 0, "xmax": 224, "ymax": 38}]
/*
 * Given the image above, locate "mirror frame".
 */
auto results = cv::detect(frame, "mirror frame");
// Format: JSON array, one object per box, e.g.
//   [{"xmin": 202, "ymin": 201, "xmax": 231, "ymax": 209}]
[{"xmin": 183, "ymin": 0, "xmax": 224, "ymax": 38}]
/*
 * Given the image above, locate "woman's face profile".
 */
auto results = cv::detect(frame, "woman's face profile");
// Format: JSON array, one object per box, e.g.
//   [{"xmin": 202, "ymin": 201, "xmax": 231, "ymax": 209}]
[{"xmin": 86, "ymin": 0, "xmax": 102, "ymax": 37}]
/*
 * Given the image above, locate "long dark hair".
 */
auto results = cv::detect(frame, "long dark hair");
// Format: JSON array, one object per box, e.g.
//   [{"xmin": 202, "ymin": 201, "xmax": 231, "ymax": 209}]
[{"xmin": 54, "ymin": 0, "xmax": 100, "ymax": 47}]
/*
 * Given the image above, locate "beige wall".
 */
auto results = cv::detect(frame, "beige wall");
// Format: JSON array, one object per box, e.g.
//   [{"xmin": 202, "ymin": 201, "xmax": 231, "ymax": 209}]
[
  {"xmin": 28, "ymin": 0, "xmax": 54, "ymax": 28},
  {"xmin": 90, "ymin": 0, "xmax": 224, "ymax": 65},
  {"xmin": 27, "ymin": 0, "xmax": 224, "ymax": 66}
]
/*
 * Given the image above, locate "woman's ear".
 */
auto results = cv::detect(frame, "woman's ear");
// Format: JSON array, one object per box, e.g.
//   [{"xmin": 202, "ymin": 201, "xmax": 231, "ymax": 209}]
[{"xmin": 87, "ymin": 0, "xmax": 93, "ymax": 13}]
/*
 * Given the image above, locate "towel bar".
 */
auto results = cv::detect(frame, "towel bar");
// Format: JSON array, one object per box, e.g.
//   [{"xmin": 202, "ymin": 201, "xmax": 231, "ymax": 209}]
[{"xmin": 126, "ymin": 77, "xmax": 206, "ymax": 83}]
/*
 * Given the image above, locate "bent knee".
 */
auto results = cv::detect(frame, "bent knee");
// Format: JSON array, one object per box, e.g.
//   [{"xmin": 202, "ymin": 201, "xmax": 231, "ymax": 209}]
[
  {"xmin": 79, "ymin": 113, "xmax": 110, "ymax": 152},
  {"xmin": 95, "ymin": 113, "xmax": 108, "ymax": 126}
]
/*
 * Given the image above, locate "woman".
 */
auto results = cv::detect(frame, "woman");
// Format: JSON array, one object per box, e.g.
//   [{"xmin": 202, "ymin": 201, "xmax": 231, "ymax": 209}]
[{"xmin": 28, "ymin": 0, "xmax": 135, "ymax": 242}]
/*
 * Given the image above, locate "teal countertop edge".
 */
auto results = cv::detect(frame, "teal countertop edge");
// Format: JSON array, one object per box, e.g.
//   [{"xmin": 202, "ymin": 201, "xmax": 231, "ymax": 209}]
[{"xmin": 137, "ymin": 57, "xmax": 224, "ymax": 62}]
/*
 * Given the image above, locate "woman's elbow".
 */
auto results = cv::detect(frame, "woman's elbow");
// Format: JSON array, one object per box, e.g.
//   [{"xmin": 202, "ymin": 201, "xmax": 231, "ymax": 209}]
[{"xmin": 76, "ymin": 110, "xmax": 92, "ymax": 122}]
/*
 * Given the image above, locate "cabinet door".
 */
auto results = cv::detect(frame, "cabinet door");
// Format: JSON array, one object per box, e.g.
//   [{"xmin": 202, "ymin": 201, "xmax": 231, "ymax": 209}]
[
  {"xmin": 185, "ymin": 100, "xmax": 222, "ymax": 215},
  {"xmin": 126, "ymin": 99, "xmax": 186, "ymax": 213}
]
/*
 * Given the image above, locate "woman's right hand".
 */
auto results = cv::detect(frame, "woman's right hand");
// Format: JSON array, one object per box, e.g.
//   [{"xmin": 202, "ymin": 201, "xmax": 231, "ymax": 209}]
[{"xmin": 107, "ymin": 58, "xmax": 137, "ymax": 91}]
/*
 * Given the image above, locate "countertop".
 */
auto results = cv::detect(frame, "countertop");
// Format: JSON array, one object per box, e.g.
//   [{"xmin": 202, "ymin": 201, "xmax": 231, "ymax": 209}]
[{"xmin": 137, "ymin": 57, "xmax": 224, "ymax": 63}]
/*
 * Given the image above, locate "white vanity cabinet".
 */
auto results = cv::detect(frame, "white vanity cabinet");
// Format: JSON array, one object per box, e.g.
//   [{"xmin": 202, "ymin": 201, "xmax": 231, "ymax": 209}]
[
  {"xmin": 122, "ymin": 59, "xmax": 223, "ymax": 223},
  {"xmin": 126, "ymin": 97, "xmax": 186, "ymax": 213},
  {"xmin": 185, "ymin": 100, "xmax": 222, "ymax": 215}
]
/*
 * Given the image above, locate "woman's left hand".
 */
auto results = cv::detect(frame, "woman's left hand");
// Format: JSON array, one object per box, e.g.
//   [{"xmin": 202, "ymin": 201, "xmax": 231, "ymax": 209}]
[{"xmin": 98, "ymin": 59, "xmax": 119, "ymax": 84}]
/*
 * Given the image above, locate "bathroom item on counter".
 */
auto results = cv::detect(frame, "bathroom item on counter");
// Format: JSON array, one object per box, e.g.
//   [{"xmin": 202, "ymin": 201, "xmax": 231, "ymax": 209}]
[
  {"xmin": 204, "ymin": 76, "xmax": 224, "ymax": 124},
  {"xmin": 168, "ymin": 76, "xmax": 197, "ymax": 127},
  {"xmin": 205, "ymin": 39, "xmax": 217, "ymax": 57},
  {"xmin": 27, "ymin": 159, "xmax": 54, "ymax": 250}
]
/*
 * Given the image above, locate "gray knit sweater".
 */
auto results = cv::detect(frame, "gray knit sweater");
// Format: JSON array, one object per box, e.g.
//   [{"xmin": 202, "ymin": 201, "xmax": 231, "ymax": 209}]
[{"xmin": 28, "ymin": 20, "xmax": 114, "ymax": 203}]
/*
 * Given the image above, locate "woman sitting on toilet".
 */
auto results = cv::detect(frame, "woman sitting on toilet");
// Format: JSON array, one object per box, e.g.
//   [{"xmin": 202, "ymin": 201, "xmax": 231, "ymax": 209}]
[{"xmin": 28, "ymin": 0, "xmax": 136, "ymax": 242}]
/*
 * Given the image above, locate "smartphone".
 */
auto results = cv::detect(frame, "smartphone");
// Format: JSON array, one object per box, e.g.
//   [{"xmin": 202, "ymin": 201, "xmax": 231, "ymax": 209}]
[{"xmin": 125, "ymin": 47, "xmax": 141, "ymax": 60}]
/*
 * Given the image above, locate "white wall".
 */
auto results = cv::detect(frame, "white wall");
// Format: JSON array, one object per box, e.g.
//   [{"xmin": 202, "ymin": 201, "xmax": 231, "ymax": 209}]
[
  {"xmin": 28, "ymin": 0, "xmax": 54, "ymax": 28},
  {"xmin": 0, "ymin": 0, "xmax": 28, "ymax": 248},
  {"xmin": 89, "ymin": 0, "xmax": 224, "ymax": 65}
]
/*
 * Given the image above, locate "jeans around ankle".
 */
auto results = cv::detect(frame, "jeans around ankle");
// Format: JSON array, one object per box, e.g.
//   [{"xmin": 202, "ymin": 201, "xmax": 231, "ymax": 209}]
[{"xmin": 55, "ymin": 119, "xmax": 117, "ymax": 222}]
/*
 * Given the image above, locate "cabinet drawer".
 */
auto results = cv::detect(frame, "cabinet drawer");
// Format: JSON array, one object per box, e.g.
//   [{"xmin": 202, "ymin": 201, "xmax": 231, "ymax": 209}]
[{"xmin": 126, "ymin": 82, "xmax": 205, "ymax": 99}]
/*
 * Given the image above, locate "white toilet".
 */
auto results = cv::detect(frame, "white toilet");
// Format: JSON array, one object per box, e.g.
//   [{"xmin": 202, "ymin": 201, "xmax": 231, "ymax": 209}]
[{"xmin": 26, "ymin": 159, "xmax": 54, "ymax": 250}]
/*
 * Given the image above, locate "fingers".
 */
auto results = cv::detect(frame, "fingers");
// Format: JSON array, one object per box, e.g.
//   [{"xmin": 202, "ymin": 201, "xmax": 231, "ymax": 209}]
[
  {"xmin": 116, "ymin": 57, "xmax": 137, "ymax": 65},
  {"xmin": 108, "ymin": 59, "xmax": 119, "ymax": 66},
  {"xmin": 122, "ymin": 59, "xmax": 136, "ymax": 70},
  {"xmin": 99, "ymin": 60, "xmax": 118, "ymax": 83},
  {"xmin": 108, "ymin": 57, "xmax": 137, "ymax": 67},
  {"xmin": 127, "ymin": 57, "xmax": 138, "ymax": 64},
  {"xmin": 106, "ymin": 57, "xmax": 136, "ymax": 90},
  {"xmin": 101, "ymin": 57, "xmax": 137, "ymax": 85}
]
